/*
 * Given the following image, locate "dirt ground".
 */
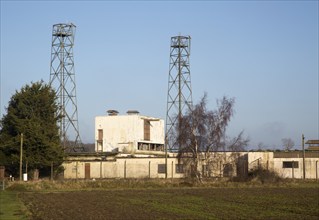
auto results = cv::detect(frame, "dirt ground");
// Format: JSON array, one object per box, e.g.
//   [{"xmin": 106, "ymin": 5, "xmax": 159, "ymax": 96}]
[{"xmin": 19, "ymin": 187, "xmax": 319, "ymax": 220}]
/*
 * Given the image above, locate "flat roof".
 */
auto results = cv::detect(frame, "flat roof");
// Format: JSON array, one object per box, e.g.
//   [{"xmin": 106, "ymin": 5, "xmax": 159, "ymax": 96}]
[{"xmin": 306, "ymin": 140, "xmax": 319, "ymax": 145}]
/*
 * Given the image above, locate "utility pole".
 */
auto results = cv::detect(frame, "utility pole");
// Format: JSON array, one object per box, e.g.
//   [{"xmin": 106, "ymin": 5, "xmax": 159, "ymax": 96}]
[
  {"xmin": 19, "ymin": 133, "xmax": 23, "ymax": 181},
  {"xmin": 302, "ymin": 134, "xmax": 305, "ymax": 179},
  {"xmin": 51, "ymin": 162, "xmax": 54, "ymax": 181}
]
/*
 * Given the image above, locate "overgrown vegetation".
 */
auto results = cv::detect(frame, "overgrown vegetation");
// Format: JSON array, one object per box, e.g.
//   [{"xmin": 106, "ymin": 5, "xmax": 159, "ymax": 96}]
[
  {"xmin": 4, "ymin": 177, "xmax": 318, "ymax": 192},
  {"xmin": 175, "ymin": 93, "xmax": 249, "ymax": 180},
  {"xmin": 247, "ymin": 167, "xmax": 283, "ymax": 184}
]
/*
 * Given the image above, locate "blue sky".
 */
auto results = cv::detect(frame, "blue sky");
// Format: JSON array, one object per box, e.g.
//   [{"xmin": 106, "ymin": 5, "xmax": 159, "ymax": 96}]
[{"xmin": 1, "ymin": 1, "xmax": 318, "ymax": 149}]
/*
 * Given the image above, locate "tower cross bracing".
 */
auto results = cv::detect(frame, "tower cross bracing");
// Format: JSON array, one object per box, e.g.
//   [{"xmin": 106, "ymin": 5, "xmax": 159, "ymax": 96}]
[
  {"xmin": 165, "ymin": 35, "xmax": 193, "ymax": 151},
  {"xmin": 49, "ymin": 23, "xmax": 82, "ymax": 151}
]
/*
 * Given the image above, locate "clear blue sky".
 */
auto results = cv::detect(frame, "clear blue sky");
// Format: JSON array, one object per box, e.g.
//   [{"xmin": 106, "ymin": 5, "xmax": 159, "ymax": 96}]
[{"xmin": 1, "ymin": 1, "xmax": 318, "ymax": 149}]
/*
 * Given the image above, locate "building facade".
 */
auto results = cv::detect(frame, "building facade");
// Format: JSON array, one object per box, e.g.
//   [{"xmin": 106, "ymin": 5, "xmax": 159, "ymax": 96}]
[
  {"xmin": 63, "ymin": 151, "xmax": 319, "ymax": 180},
  {"xmin": 95, "ymin": 110, "xmax": 164, "ymax": 153},
  {"xmin": 64, "ymin": 115, "xmax": 319, "ymax": 180}
]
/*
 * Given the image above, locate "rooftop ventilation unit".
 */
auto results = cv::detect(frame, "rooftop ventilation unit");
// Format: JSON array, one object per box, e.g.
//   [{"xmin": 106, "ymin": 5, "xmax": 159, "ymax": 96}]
[
  {"xmin": 127, "ymin": 110, "xmax": 140, "ymax": 115},
  {"xmin": 107, "ymin": 110, "xmax": 119, "ymax": 116}
]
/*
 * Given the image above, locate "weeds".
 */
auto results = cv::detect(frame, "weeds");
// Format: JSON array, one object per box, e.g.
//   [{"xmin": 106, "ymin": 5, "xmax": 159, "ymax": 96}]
[{"xmin": 5, "ymin": 177, "xmax": 317, "ymax": 192}]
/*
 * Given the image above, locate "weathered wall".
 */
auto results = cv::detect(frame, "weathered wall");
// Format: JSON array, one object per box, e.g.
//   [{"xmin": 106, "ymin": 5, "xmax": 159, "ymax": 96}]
[
  {"xmin": 63, "ymin": 157, "xmax": 184, "ymax": 179},
  {"xmin": 63, "ymin": 152, "xmax": 319, "ymax": 180},
  {"xmin": 95, "ymin": 115, "xmax": 164, "ymax": 152},
  {"xmin": 272, "ymin": 158, "xmax": 318, "ymax": 179},
  {"xmin": 247, "ymin": 152, "xmax": 274, "ymax": 171}
]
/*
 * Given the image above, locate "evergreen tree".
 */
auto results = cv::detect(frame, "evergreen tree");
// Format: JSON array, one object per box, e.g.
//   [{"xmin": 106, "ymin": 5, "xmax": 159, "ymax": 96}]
[{"xmin": 0, "ymin": 81, "xmax": 63, "ymax": 177}]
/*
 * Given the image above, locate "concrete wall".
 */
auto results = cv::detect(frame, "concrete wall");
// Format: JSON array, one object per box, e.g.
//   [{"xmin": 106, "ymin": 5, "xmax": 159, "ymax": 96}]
[
  {"xmin": 247, "ymin": 152, "xmax": 274, "ymax": 171},
  {"xmin": 95, "ymin": 114, "xmax": 164, "ymax": 152},
  {"xmin": 63, "ymin": 152, "xmax": 319, "ymax": 180},
  {"xmin": 246, "ymin": 152, "xmax": 319, "ymax": 179},
  {"xmin": 272, "ymin": 158, "xmax": 318, "ymax": 179},
  {"xmin": 63, "ymin": 157, "xmax": 184, "ymax": 179},
  {"xmin": 63, "ymin": 152, "xmax": 249, "ymax": 179}
]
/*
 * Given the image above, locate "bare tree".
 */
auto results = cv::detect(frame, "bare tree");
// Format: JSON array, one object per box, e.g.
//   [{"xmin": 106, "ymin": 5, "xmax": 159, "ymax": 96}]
[
  {"xmin": 176, "ymin": 93, "xmax": 249, "ymax": 181},
  {"xmin": 257, "ymin": 142, "xmax": 264, "ymax": 151},
  {"xmin": 227, "ymin": 131, "xmax": 250, "ymax": 152},
  {"xmin": 281, "ymin": 138, "xmax": 295, "ymax": 151}
]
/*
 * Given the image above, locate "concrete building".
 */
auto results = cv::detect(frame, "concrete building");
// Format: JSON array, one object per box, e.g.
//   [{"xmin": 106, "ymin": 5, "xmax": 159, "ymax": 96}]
[
  {"xmin": 95, "ymin": 110, "xmax": 164, "ymax": 154},
  {"xmin": 63, "ymin": 115, "xmax": 319, "ymax": 180},
  {"xmin": 63, "ymin": 150, "xmax": 319, "ymax": 180},
  {"xmin": 63, "ymin": 152, "xmax": 243, "ymax": 179},
  {"xmin": 247, "ymin": 151, "xmax": 319, "ymax": 179}
]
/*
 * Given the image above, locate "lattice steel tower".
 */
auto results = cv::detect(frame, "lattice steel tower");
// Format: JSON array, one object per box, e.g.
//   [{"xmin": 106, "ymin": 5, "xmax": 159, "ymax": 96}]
[
  {"xmin": 49, "ymin": 23, "xmax": 82, "ymax": 151},
  {"xmin": 165, "ymin": 35, "xmax": 193, "ymax": 151}
]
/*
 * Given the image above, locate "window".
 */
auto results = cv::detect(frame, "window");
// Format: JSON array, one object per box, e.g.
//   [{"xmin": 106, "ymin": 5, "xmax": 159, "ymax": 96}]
[
  {"xmin": 223, "ymin": 163, "xmax": 233, "ymax": 177},
  {"xmin": 283, "ymin": 161, "xmax": 299, "ymax": 168},
  {"xmin": 175, "ymin": 164, "xmax": 184, "ymax": 173},
  {"xmin": 158, "ymin": 164, "xmax": 166, "ymax": 173},
  {"xmin": 202, "ymin": 165, "xmax": 209, "ymax": 177},
  {"xmin": 144, "ymin": 120, "xmax": 150, "ymax": 141},
  {"xmin": 97, "ymin": 129, "xmax": 103, "ymax": 152},
  {"xmin": 98, "ymin": 129, "xmax": 103, "ymax": 140}
]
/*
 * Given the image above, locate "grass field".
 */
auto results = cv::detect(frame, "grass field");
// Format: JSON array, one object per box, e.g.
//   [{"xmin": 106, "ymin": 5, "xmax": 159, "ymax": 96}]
[
  {"xmin": 0, "ymin": 191, "xmax": 28, "ymax": 220},
  {"xmin": 2, "ymin": 180, "xmax": 319, "ymax": 220}
]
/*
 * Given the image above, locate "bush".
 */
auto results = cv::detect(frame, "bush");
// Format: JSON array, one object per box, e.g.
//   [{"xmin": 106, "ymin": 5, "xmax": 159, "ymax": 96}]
[{"xmin": 248, "ymin": 168, "xmax": 282, "ymax": 184}]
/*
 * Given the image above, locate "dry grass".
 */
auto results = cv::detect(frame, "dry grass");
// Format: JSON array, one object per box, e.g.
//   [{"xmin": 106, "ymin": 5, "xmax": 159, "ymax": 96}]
[{"xmin": 5, "ymin": 178, "xmax": 318, "ymax": 192}]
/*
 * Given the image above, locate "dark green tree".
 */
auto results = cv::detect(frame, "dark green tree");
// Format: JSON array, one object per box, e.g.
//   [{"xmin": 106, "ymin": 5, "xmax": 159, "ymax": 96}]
[{"xmin": 0, "ymin": 81, "xmax": 63, "ymax": 177}]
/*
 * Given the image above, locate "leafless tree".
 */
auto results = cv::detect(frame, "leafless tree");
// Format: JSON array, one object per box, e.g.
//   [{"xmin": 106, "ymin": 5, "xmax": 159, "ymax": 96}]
[
  {"xmin": 176, "ymin": 93, "xmax": 249, "ymax": 181},
  {"xmin": 281, "ymin": 138, "xmax": 295, "ymax": 151},
  {"xmin": 257, "ymin": 142, "xmax": 264, "ymax": 151}
]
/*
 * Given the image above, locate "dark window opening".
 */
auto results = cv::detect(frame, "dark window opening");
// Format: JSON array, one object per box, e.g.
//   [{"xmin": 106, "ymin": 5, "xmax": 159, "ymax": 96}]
[
  {"xmin": 158, "ymin": 164, "xmax": 166, "ymax": 173},
  {"xmin": 176, "ymin": 164, "xmax": 184, "ymax": 173},
  {"xmin": 137, "ymin": 142, "xmax": 164, "ymax": 151},
  {"xmin": 283, "ymin": 161, "xmax": 299, "ymax": 168},
  {"xmin": 144, "ymin": 120, "xmax": 150, "ymax": 141},
  {"xmin": 98, "ymin": 129, "xmax": 103, "ymax": 140}
]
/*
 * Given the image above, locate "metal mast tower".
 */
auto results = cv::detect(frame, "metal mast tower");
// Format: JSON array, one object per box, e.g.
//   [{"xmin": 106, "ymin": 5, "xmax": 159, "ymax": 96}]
[
  {"xmin": 49, "ymin": 23, "xmax": 82, "ymax": 152},
  {"xmin": 165, "ymin": 35, "xmax": 193, "ymax": 151}
]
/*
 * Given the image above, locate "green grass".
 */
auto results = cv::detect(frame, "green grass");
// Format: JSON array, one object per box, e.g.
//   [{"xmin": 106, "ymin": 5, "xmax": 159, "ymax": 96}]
[{"xmin": 0, "ymin": 191, "xmax": 28, "ymax": 220}]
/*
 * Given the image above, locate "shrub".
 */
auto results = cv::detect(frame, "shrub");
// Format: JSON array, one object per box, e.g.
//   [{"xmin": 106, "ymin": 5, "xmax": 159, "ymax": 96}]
[{"xmin": 248, "ymin": 168, "xmax": 282, "ymax": 184}]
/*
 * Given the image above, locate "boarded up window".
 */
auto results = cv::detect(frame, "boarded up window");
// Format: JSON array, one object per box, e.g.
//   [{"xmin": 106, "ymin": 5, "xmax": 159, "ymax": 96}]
[
  {"xmin": 175, "ymin": 164, "xmax": 184, "ymax": 173},
  {"xmin": 97, "ymin": 129, "xmax": 103, "ymax": 152},
  {"xmin": 85, "ymin": 163, "xmax": 90, "ymax": 179},
  {"xmin": 202, "ymin": 165, "xmax": 209, "ymax": 177},
  {"xmin": 223, "ymin": 163, "xmax": 233, "ymax": 177},
  {"xmin": 144, "ymin": 120, "xmax": 150, "ymax": 141},
  {"xmin": 283, "ymin": 161, "xmax": 299, "ymax": 168},
  {"xmin": 98, "ymin": 129, "xmax": 103, "ymax": 140},
  {"xmin": 158, "ymin": 164, "xmax": 166, "ymax": 173}
]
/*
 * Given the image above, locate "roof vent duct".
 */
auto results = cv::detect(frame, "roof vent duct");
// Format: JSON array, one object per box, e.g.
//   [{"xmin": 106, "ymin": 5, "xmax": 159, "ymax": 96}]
[
  {"xmin": 107, "ymin": 110, "xmax": 119, "ymax": 116},
  {"xmin": 127, "ymin": 110, "xmax": 139, "ymax": 115}
]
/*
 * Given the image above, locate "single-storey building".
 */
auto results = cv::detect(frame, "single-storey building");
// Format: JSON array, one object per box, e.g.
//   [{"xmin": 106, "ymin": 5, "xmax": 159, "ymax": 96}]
[
  {"xmin": 63, "ymin": 111, "xmax": 318, "ymax": 180},
  {"xmin": 63, "ymin": 150, "xmax": 318, "ymax": 180}
]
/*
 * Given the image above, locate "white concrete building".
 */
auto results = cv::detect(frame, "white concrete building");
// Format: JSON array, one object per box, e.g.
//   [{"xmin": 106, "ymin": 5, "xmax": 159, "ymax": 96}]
[
  {"xmin": 95, "ymin": 110, "xmax": 164, "ymax": 153},
  {"xmin": 63, "ymin": 151, "xmax": 319, "ymax": 180}
]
